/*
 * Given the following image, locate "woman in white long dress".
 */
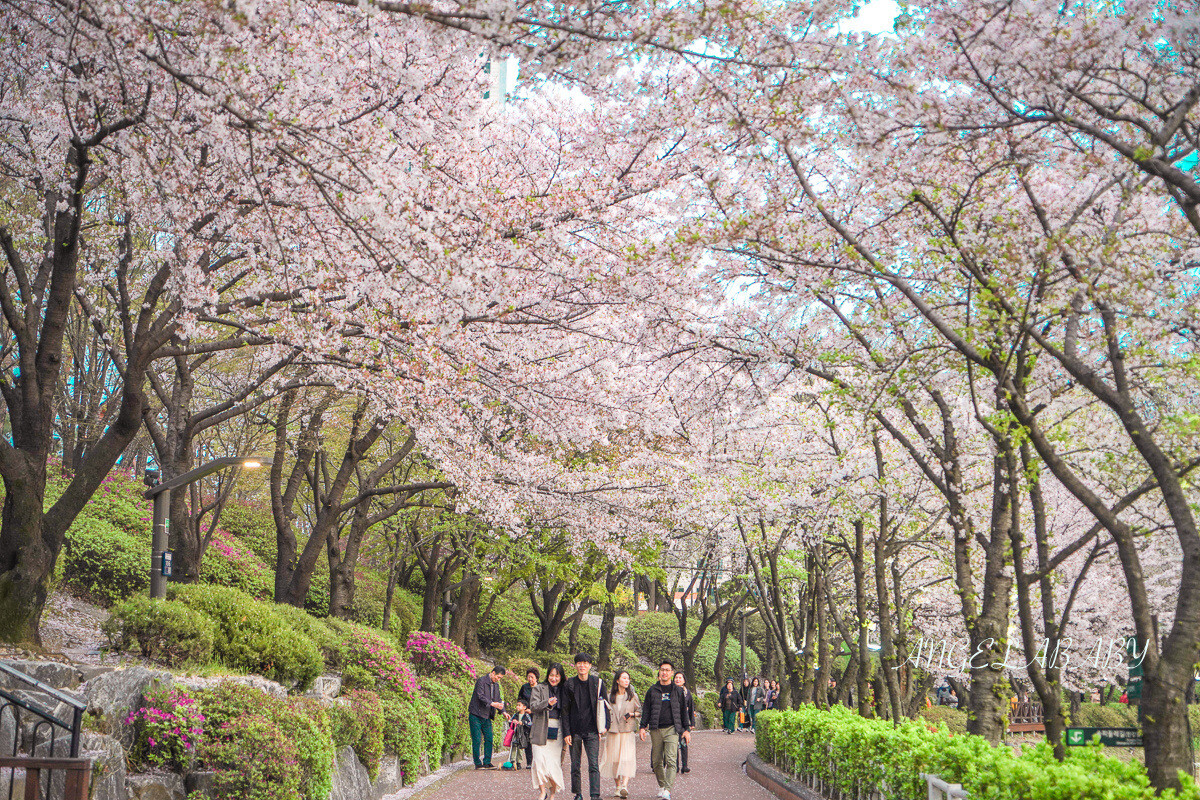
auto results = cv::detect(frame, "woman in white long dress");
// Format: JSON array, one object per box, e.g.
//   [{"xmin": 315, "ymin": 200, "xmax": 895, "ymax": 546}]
[
  {"xmin": 529, "ymin": 663, "xmax": 568, "ymax": 800},
  {"xmin": 600, "ymin": 670, "xmax": 640, "ymax": 799}
]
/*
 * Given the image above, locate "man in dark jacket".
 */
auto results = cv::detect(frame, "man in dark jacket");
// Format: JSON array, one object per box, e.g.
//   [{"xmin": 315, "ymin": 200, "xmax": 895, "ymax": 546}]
[
  {"xmin": 563, "ymin": 652, "xmax": 606, "ymax": 800},
  {"xmin": 467, "ymin": 665, "xmax": 508, "ymax": 768},
  {"xmin": 638, "ymin": 661, "xmax": 691, "ymax": 800}
]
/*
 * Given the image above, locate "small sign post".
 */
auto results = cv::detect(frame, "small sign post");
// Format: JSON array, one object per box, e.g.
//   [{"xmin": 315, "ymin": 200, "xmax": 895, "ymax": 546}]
[
  {"xmin": 1065, "ymin": 727, "xmax": 1142, "ymax": 747},
  {"xmin": 1127, "ymin": 637, "xmax": 1144, "ymax": 700}
]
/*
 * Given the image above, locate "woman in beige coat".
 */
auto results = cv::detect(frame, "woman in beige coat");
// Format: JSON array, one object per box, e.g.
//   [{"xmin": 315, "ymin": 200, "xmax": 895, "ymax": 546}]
[
  {"xmin": 529, "ymin": 663, "xmax": 568, "ymax": 800},
  {"xmin": 600, "ymin": 670, "xmax": 640, "ymax": 798}
]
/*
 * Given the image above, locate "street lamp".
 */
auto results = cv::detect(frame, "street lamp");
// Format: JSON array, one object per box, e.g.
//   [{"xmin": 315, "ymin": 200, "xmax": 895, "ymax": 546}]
[
  {"xmin": 144, "ymin": 456, "xmax": 272, "ymax": 599},
  {"xmin": 739, "ymin": 606, "xmax": 759, "ymax": 680}
]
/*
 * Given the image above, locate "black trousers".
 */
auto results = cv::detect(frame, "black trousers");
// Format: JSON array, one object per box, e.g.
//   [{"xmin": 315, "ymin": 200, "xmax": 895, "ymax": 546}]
[{"xmin": 569, "ymin": 730, "xmax": 601, "ymax": 800}]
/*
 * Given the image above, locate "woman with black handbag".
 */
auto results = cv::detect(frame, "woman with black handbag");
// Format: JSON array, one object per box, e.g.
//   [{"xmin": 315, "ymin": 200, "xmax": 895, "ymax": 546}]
[{"xmin": 673, "ymin": 673, "xmax": 694, "ymax": 772}]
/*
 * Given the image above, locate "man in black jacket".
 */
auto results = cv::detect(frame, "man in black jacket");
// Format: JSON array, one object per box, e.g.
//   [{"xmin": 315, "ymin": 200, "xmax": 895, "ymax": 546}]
[
  {"xmin": 467, "ymin": 665, "xmax": 508, "ymax": 769},
  {"xmin": 638, "ymin": 661, "xmax": 691, "ymax": 800},
  {"xmin": 563, "ymin": 652, "xmax": 606, "ymax": 800}
]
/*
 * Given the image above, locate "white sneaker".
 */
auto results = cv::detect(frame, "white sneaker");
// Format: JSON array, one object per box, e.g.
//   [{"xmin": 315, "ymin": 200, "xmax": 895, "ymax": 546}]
[
  {"xmin": 656, "ymin": 790, "xmax": 667, "ymax": 799},
  {"xmin": 663, "ymin": 792, "xmax": 671, "ymax": 800}
]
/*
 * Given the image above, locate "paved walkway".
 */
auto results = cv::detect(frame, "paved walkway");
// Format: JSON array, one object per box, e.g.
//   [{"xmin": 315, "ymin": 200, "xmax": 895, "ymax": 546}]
[{"xmin": 404, "ymin": 730, "xmax": 774, "ymax": 800}]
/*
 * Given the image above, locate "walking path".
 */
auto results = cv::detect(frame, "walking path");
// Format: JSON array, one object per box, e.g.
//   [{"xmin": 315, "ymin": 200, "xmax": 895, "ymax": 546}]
[{"xmin": 399, "ymin": 730, "xmax": 774, "ymax": 800}]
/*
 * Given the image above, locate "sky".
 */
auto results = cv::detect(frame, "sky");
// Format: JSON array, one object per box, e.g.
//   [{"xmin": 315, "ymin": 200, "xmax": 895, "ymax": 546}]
[{"xmin": 838, "ymin": 0, "xmax": 901, "ymax": 34}]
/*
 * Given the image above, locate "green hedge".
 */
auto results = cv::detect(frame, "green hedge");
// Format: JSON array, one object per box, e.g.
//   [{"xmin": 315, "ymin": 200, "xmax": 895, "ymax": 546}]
[
  {"xmin": 479, "ymin": 601, "xmax": 538, "ymax": 654},
  {"xmin": 196, "ymin": 681, "xmax": 334, "ymax": 800},
  {"xmin": 755, "ymin": 706, "xmax": 1200, "ymax": 800},
  {"xmin": 169, "ymin": 584, "xmax": 322, "ymax": 691},
  {"xmin": 61, "ymin": 517, "xmax": 149, "ymax": 605},
  {"xmin": 102, "ymin": 596, "xmax": 216, "ymax": 667},
  {"xmin": 200, "ymin": 529, "xmax": 274, "ymax": 601},
  {"xmin": 916, "ymin": 705, "xmax": 968, "ymax": 735},
  {"xmin": 421, "ymin": 677, "xmax": 471, "ymax": 758},
  {"xmin": 1073, "ymin": 702, "xmax": 1138, "ymax": 729}
]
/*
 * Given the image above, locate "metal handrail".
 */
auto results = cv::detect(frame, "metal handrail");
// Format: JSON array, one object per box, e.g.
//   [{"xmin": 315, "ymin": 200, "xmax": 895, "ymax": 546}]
[
  {"xmin": 0, "ymin": 664, "xmax": 86, "ymax": 710},
  {"xmin": 0, "ymin": 662, "xmax": 85, "ymax": 758}
]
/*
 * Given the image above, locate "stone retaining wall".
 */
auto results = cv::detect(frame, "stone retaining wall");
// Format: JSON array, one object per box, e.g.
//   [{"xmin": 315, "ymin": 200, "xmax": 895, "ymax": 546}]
[{"xmin": 0, "ymin": 659, "xmax": 444, "ymax": 800}]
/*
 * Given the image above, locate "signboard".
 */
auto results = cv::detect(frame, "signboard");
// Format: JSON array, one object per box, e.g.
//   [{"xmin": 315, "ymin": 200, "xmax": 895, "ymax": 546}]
[
  {"xmin": 1066, "ymin": 727, "xmax": 1142, "ymax": 747},
  {"xmin": 160, "ymin": 550, "xmax": 173, "ymax": 578},
  {"xmin": 1127, "ymin": 637, "xmax": 1144, "ymax": 700}
]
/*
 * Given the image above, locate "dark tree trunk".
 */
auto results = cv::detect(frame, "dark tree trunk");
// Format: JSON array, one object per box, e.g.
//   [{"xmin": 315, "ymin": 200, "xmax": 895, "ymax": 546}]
[
  {"xmin": 853, "ymin": 520, "xmax": 872, "ymax": 718},
  {"xmin": 598, "ymin": 601, "xmax": 616, "ymax": 671},
  {"xmin": 816, "ymin": 551, "xmax": 830, "ymax": 708}
]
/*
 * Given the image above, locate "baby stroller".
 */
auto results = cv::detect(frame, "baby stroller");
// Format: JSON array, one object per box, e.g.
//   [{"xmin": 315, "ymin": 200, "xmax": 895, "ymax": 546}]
[{"xmin": 501, "ymin": 718, "xmax": 520, "ymax": 770}]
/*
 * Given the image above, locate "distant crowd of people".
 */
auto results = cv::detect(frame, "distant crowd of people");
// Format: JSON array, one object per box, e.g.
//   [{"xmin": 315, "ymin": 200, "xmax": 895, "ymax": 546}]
[
  {"xmin": 468, "ymin": 653, "xmax": 777, "ymax": 800},
  {"xmin": 716, "ymin": 676, "xmax": 779, "ymax": 734}
]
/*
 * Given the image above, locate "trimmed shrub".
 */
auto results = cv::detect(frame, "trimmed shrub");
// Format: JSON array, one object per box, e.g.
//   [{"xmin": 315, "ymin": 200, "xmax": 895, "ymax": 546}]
[
  {"xmin": 1073, "ymin": 702, "xmax": 1138, "ymax": 729},
  {"xmin": 78, "ymin": 473, "xmax": 153, "ymax": 535},
  {"xmin": 170, "ymin": 584, "xmax": 321, "ymax": 691},
  {"xmin": 414, "ymin": 696, "xmax": 444, "ymax": 772},
  {"xmin": 328, "ymin": 620, "xmax": 418, "ymax": 700},
  {"xmin": 507, "ymin": 657, "xmax": 541, "ymax": 684},
  {"xmin": 331, "ymin": 689, "xmax": 385, "ymax": 779},
  {"xmin": 479, "ymin": 602, "xmax": 538, "ymax": 654},
  {"xmin": 420, "ymin": 678, "xmax": 469, "ymax": 758},
  {"xmin": 756, "ymin": 705, "xmax": 1200, "ymax": 800},
  {"xmin": 126, "ymin": 684, "xmax": 205, "ymax": 771},
  {"xmin": 61, "ymin": 517, "xmax": 149, "ymax": 605},
  {"xmin": 200, "ymin": 529, "xmax": 274, "ymax": 600},
  {"xmin": 405, "ymin": 632, "xmax": 476, "ymax": 681},
  {"xmin": 102, "ymin": 596, "xmax": 216, "ymax": 667},
  {"xmin": 195, "ymin": 681, "xmax": 333, "ymax": 800},
  {"xmin": 201, "ymin": 714, "xmax": 304, "ymax": 800},
  {"xmin": 917, "ymin": 704, "xmax": 968, "ymax": 735},
  {"xmin": 271, "ymin": 604, "xmax": 342, "ymax": 667},
  {"xmin": 379, "ymin": 696, "xmax": 422, "ymax": 784},
  {"xmin": 216, "ymin": 502, "xmax": 277, "ymax": 565}
]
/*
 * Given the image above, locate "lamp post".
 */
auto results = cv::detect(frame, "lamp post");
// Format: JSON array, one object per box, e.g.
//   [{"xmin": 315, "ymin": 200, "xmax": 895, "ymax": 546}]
[
  {"xmin": 143, "ymin": 456, "xmax": 272, "ymax": 599},
  {"xmin": 739, "ymin": 606, "xmax": 759, "ymax": 681}
]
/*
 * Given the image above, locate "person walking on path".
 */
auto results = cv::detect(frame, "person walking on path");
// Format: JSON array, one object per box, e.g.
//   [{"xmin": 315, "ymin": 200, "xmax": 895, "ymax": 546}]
[
  {"xmin": 469, "ymin": 665, "xmax": 509, "ymax": 769},
  {"xmin": 530, "ymin": 664, "xmax": 568, "ymax": 800},
  {"xmin": 638, "ymin": 661, "xmax": 692, "ymax": 800},
  {"xmin": 563, "ymin": 652, "xmax": 607, "ymax": 800},
  {"xmin": 738, "ymin": 678, "xmax": 752, "ymax": 731},
  {"xmin": 747, "ymin": 678, "xmax": 764, "ymax": 732},
  {"xmin": 519, "ymin": 668, "xmax": 540, "ymax": 769},
  {"xmin": 718, "ymin": 679, "xmax": 742, "ymax": 734},
  {"xmin": 601, "ymin": 669, "xmax": 640, "ymax": 798},
  {"xmin": 673, "ymin": 672, "xmax": 694, "ymax": 774}
]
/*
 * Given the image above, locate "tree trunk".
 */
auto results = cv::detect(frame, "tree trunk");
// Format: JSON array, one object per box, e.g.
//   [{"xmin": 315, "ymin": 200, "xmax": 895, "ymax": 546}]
[
  {"xmin": 816, "ymin": 552, "xmax": 830, "ymax": 708},
  {"xmin": 598, "ymin": 601, "xmax": 616, "ymax": 671},
  {"xmin": 853, "ymin": 520, "xmax": 872, "ymax": 718},
  {"xmin": 0, "ymin": 454, "xmax": 53, "ymax": 643}
]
